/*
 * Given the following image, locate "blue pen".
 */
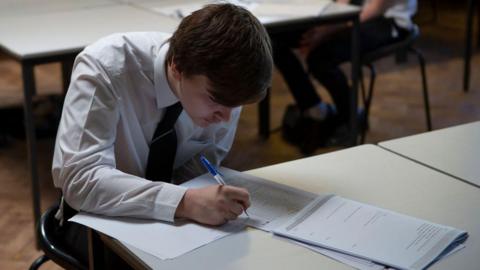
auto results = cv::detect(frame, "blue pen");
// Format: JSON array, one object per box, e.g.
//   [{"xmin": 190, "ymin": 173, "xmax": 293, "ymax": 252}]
[
  {"xmin": 200, "ymin": 155, "xmax": 249, "ymax": 217},
  {"xmin": 200, "ymin": 155, "xmax": 226, "ymax": 185}
]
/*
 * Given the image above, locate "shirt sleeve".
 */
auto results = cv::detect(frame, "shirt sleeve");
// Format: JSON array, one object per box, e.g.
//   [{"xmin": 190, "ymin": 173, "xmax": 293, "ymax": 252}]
[{"xmin": 52, "ymin": 52, "xmax": 186, "ymax": 222}]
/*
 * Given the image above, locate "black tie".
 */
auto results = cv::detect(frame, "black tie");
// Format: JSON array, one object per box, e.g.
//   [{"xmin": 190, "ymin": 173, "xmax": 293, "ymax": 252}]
[{"xmin": 145, "ymin": 102, "xmax": 183, "ymax": 182}]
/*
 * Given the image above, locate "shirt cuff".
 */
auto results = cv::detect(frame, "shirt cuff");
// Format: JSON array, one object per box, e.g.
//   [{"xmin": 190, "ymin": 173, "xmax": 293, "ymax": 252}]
[{"xmin": 152, "ymin": 183, "xmax": 188, "ymax": 222}]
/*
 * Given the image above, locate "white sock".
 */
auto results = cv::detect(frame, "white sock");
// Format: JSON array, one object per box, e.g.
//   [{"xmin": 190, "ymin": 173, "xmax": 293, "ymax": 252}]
[{"xmin": 305, "ymin": 103, "xmax": 329, "ymax": 121}]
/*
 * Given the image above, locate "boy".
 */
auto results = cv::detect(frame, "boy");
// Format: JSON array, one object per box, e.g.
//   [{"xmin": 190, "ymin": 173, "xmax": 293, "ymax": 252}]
[{"xmin": 52, "ymin": 3, "xmax": 272, "ymax": 263}]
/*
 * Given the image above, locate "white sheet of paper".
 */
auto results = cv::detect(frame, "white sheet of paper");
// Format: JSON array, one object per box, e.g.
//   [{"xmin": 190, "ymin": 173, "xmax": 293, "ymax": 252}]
[
  {"xmin": 250, "ymin": 2, "xmax": 330, "ymax": 18},
  {"xmin": 273, "ymin": 196, "xmax": 468, "ymax": 270},
  {"xmin": 182, "ymin": 168, "xmax": 318, "ymax": 231},
  {"xmin": 69, "ymin": 212, "xmax": 246, "ymax": 260},
  {"xmin": 152, "ymin": 0, "xmax": 330, "ymax": 24},
  {"xmin": 152, "ymin": 0, "xmax": 256, "ymax": 19},
  {"xmin": 280, "ymin": 236, "xmax": 466, "ymax": 270}
]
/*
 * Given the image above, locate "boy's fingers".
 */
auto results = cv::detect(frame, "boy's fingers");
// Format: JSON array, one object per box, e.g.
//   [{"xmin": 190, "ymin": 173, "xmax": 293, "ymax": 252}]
[
  {"xmin": 224, "ymin": 210, "xmax": 238, "ymax": 221},
  {"xmin": 224, "ymin": 186, "xmax": 250, "ymax": 201},
  {"xmin": 228, "ymin": 202, "xmax": 244, "ymax": 216}
]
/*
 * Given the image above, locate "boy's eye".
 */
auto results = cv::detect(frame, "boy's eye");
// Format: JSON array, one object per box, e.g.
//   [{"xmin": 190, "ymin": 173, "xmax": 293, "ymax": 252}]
[{"xmin": 207, "ymin": 94, "xmax": 217, "ymax": 105}]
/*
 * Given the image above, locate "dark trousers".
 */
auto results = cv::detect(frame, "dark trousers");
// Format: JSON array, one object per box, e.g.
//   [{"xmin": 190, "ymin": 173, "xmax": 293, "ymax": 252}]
[{"xmin": 271, "ymin": 17, "xmax": 407, "ymax": 122}]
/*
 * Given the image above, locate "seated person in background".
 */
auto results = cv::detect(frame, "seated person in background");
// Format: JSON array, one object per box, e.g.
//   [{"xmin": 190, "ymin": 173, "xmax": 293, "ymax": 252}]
[
  {"xmin": 52, "ymin": 4, "xmax": 272, "ymax": 265},
  {"xmin": 272, "ymin": 0, "xmax": 417, "ymax": 151}
]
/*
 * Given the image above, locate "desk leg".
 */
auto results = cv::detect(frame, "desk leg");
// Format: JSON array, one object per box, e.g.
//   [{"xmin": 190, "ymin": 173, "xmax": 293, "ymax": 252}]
[
  {"xmin": 88, "ymin": 229, "xmax": 107, "ymax": 270},
  {"xmin": 21, "ymin": 62, "xmax": 41, "ymax": 247},
  {"xmin": 350, "ymin": 17, "xmax": 360, "ymax": 146},
  {"xmin": 464, "ymin": 0, "xmax": 474, "ymax": 92},
  {"xmin": 62, "ymin": 58, "xmax": 75, "ymax": 94},
  {"xmin": 258, "ymin": 87, "xmax": 270, "ymax": 139},
  {"xmin": 477, "ymin": 0, "xmax": 480, "ymax": 49}
]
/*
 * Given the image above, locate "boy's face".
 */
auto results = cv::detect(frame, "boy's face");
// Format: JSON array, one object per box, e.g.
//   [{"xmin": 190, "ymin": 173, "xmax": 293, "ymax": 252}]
[{"xmin": 176, "ymin": 74, "xmax": 234, "ymax": 128}]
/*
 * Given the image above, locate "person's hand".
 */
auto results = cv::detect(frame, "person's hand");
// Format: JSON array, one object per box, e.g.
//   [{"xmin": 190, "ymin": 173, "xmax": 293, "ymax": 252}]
[
  {"xmin": 298, "ymin": 26, "xmax": 330, "ymax": 56},
  {"xmin": 175, "ymin": 185, "xmax": 250, "ymax": 226},
  {"xmin": 298, "ymin": 24, "xmax": 345, "ymax": 56}
]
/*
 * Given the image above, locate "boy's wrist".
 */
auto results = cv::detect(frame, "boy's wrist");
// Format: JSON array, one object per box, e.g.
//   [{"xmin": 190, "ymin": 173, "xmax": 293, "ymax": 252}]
[{"xmin": 175, "ymin": 189, "xmax": 193, "ymax": 219}]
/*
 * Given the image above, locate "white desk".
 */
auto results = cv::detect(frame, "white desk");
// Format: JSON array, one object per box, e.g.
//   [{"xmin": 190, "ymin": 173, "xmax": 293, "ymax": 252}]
[
  {"xmin": 0, "ymin": 4, "xmax": 179, "ymax": 59},
  {"xmin": 104, "ymin": 145, "xmax": 480, "ymax": 269},
  {"xmin": 0, "ymin": 0, "xmax": 115, "ymax": 18},
  {"xmin": 379, "ymin": 121, "xmax": 480, "ymax": 189}
]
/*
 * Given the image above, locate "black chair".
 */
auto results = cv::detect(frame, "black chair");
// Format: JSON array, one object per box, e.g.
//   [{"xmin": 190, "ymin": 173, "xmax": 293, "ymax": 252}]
[
  {"xmin": 29, "ymin": 205, "xmax": 87, "ymax": 270},
  {"xmin": 359, "ymin": 24, "xmax": 432, "ymax": 143}
]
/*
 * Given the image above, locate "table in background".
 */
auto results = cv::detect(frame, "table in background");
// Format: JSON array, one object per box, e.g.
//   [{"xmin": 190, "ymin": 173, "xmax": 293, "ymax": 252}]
[{"xmin": 379, "ymin": 121, "xmax": 480, "ymax": 189}]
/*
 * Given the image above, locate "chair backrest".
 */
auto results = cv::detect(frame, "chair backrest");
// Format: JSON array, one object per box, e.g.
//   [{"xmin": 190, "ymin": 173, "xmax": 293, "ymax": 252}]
[
  {"xmin": 38, "ymin": 205, "xmax": 88, "ymax": 270},
  {"xmin": 361, "ymin": 24, "xmax": 420, "ymax": 64}
]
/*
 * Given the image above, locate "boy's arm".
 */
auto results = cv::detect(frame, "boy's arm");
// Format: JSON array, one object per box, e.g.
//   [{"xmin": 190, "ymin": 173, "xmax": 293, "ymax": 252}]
[
  {"xmin": 300, "ymin": 0, "xmax": 395, "ymax": 53},
  {"xmin": 359, "ymin": 0, "xmax": 396, "ymax": 22},
  {"xmin": 53, "ymin": 53, "xmax": 187, "ymax": 222}
]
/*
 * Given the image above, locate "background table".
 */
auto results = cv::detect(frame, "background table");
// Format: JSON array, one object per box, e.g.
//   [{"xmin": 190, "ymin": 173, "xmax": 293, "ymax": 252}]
[
  {"xmin": 97, "ymin": 145, "xmax": 480, "ymax": 269},
  {"xmin": 379, "ymin": 121, "xmax": 480, "ymax": 189}
]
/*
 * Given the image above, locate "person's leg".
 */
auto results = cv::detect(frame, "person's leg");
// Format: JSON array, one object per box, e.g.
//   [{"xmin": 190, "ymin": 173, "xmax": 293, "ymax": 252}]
[
  {"xmin": 270, "ymin": 32, "xmax": 322, "ymax": 112},
  {"xmin": 307, "ymin": 17, "xmax": 399, "ymax": 123}
]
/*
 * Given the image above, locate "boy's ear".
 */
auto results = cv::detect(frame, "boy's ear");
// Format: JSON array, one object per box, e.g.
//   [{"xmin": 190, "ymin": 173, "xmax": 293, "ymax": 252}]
[{"xmin": 170, "ymin": 60, "xmax": 182, "ymax": 80}]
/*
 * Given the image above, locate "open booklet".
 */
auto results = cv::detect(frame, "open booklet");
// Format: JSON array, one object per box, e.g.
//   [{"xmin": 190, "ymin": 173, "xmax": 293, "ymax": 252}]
[{"xmin": 271, "ymin": 195, "xmax": 468, "ymax": 270}]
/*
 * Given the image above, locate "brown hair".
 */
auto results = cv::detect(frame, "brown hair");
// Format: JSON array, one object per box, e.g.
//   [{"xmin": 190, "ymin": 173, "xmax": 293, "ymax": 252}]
[{"xmin": 166, "ymin": 3, "xmax": 273, "ymax": 107}]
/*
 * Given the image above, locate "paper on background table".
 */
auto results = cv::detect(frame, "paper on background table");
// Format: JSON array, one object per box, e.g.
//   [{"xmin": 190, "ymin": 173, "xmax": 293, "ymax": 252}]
[
  {"xmin": 273, "ymin": 196, "xmax": 468, "ymax": 270},
  {"xmin": 151, "ymin": 0, "xmax": 255, "ymax": 19},
  {"xmin": 70, "ymin": 212, "xmax": 247, "ymax": 260},
  {"xmin": 152, "ymin": 0, "xmax": 330, "ymax": 24}
]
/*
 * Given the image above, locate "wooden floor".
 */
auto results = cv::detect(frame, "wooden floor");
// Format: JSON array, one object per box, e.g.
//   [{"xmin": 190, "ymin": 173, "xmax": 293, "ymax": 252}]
[{"xmin": 0, "ymin": 2, "xmax": 479, "ymax": 269}]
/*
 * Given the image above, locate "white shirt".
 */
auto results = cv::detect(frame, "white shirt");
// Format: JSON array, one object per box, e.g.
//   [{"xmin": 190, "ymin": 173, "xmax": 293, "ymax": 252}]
[
  {"xmin": 363, "ymin": 0, "xmax": 417, "ymax": 30},
  {"xmin": 384, "ymin": 0, "xmax": 417, "ymax": 30},
  {"xmin": 52, "ymin": 32, "xmax": 241, "ymax": 222}
]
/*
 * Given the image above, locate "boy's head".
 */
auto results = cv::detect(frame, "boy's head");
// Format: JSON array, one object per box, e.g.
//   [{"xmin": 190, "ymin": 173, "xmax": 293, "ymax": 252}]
[{"xmin": 166, "ymin": 3, "xmax": 273, "ymax": 127}]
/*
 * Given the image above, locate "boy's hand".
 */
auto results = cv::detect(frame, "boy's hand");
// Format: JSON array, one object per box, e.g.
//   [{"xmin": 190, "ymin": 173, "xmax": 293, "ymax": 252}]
[{"xmin": 175, "ymin": 185, "xmax": 251, "ymax": 226}]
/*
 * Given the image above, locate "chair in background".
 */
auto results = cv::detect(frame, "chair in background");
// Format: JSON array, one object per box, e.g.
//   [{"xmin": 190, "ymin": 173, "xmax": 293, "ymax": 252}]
[{"xmin": 359, "ymin": 24, "xmax": 432, "ymax": 143}]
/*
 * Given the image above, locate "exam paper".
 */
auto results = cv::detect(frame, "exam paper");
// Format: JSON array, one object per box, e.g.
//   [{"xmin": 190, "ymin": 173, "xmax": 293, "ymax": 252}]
[
  {"xmin": 70, "ymin": 212, "xmax": 246, "ymax": 260},
  {"xmin": 275, "ymin": 235, "xmax": 385, "ymax": 270},
  {"xmin": 280, "ymin": 236, "xmax": 466, "ymax": 270},
  {"xmin": 273, "ymin": 196, "xmax": 468, "ymax": 270},
  {"xmin": 221, "ymin": 168, "xmax": 318, "ymax": 231},
  {"xmin": 182, "ymin": 168, "xmax": 318, "ymax": 231}
]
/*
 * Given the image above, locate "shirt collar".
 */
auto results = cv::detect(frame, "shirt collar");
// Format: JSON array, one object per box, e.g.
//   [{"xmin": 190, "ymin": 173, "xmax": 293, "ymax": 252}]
[{"xmin": 154, "ymin": 41, "xmax": 179, "ymax": 109}]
